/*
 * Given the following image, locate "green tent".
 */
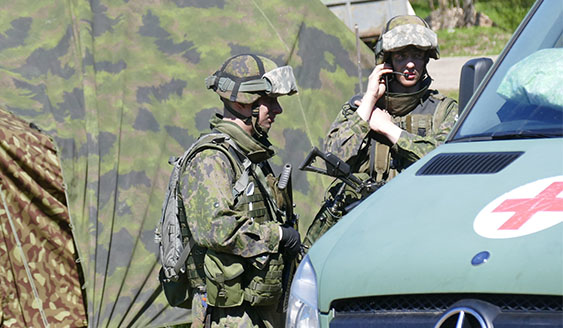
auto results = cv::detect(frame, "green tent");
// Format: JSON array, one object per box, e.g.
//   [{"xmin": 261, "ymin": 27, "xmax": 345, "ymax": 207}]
[{"xmin": 0, "ymin": 0, "xmax": 374, "ymax": 326}]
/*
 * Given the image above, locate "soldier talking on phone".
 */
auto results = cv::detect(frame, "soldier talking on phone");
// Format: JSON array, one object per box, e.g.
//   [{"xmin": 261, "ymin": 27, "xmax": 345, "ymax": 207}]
[{"xmin": 304, "ymin": 15, "xmax": 459, "ymax": 248}]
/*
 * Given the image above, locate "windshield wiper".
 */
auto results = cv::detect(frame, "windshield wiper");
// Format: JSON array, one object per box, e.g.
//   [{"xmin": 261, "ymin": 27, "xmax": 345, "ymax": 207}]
[
  {"xmin": 490, "ymin": 131, "xmax": 562, "ymax": 140},
  {"xmin": 452, "ymin": 131, "xmax": 562, "ymax": 143}
]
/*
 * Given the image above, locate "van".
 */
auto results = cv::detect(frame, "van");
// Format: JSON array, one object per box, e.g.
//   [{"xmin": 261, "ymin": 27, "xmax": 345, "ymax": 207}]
[{"xmin": 286, "ymin": 0, "xmax": 563, "ymax": 326}]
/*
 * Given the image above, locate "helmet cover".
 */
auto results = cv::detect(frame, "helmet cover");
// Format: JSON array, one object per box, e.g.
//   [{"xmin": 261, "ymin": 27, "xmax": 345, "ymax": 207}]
[
  {"xmin": 205, "ymin": 54, "xmax": 297, "ymax": 104},
  {"xmin": 376, "ymin": 15, "xmax": 439, "ymax": 64}
]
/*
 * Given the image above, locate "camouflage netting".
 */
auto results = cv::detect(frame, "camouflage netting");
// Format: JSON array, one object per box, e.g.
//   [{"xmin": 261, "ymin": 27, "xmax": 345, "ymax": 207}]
[
  {"xmin": 0, "ymin": 107, "xmax": 87, "ymax": 327},
  {"xmin": 0, "ymin": 0, "xmax": 374, "ymax": 326}
]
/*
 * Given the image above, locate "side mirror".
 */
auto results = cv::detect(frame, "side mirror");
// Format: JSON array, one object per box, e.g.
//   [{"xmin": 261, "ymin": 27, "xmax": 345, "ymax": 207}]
[{"xmin": 458, "ymin": 57, "xmax": 493, "ymax": 113}]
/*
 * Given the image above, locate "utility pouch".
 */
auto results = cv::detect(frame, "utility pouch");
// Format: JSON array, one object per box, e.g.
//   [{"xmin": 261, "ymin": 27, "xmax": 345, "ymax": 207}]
[
  {"xmin": 158, "ymin": 267, "xmax": 192, "ymax": 308},
  {"xmin": 244, "ymin": 253, "xmax": 284, "ymax": 306},
  {"xmin": 203, "ymin": 250, "xmax": 245, "ymax": 307}
]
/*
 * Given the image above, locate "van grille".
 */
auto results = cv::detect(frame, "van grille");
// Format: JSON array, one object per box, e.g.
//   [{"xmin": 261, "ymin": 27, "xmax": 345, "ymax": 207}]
[
  {"xmin": 331, "ymin": 293, "xmax": 562, "ymax": 313},
  {"xmin": 329, "ymin": 294, "xmax": 563, "ymax": 328},
  {"xmin": 416, "ymin": 152, "xmax": 523, "ymax": 175}
]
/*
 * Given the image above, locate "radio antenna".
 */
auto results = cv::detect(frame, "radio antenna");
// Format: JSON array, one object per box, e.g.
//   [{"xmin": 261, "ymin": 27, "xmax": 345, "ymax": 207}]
[{"xmin": 354, "ymin": 24, "xmax": 363, "ymax": 95}]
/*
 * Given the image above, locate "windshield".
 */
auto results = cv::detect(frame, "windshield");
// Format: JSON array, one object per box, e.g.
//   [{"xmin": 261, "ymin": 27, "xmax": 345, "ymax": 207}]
[{"xmin": 451, "ymin": 0, "xmax": 563, "ymax": 142}]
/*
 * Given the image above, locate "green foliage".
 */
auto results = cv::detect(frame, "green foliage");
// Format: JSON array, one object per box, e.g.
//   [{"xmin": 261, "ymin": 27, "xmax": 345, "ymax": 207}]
[
  {"xmin": 408, "ymin": 0, "xmax": 535, "ymax": 57},
  {"xmin": 437, "ymin": 25, "xmax": 511, "ymax": 56},
  {"xmin": 443, "ymin": 89, "xmax": 459, "ymax": 103},
  {"xmin": 410, "ymin": 0, "xmax": 535, "ymax": 32},
  {"xmin": 410, "ymin": 1, "xmax": 432, "ymax": 20},
  {"xmin": 475, "ymin": 0, "xmax": 535, "ymax": 31}
]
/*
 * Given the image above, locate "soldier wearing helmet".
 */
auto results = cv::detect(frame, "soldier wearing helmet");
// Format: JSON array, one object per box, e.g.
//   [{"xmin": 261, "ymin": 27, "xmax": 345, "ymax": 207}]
[
  {"xmin": 304, "ymin": 15, "xmax": 459, "ymax": 248},
  {"xmin": 180, "ymin": 54, "xmax": 301, "ymax": 327}
]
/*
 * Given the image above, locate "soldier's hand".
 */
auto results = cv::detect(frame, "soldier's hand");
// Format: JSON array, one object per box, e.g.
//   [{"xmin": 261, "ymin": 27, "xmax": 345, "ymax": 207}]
[
  {"xmin": 369, "ymin": 108, "xmax": 402, "ymax": 145},
  {"xmin": 366, "ymin": 64, "xmax": 393, "ymax": 102},
  {"xmin": 280, "ymin": 226, "xmax": 301, "ymax": 258},
  {"xmin": 356, "ymin": 64, "xmax": 393, "ymax": 122}
]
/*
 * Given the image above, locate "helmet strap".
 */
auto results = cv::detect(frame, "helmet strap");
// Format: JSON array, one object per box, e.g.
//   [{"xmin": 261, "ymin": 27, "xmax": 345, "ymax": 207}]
[{"xmin": 223, "ymin": 100, "xmax": 252, "ymax": 125}]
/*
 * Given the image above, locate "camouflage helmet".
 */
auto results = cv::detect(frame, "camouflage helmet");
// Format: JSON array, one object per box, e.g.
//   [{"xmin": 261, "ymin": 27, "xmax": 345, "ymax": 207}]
[
  {"xmin": 374, "ymin": 15, "xmax": 439, "ymax": 64},
  {"xmin": 205, "ymin": 54, "xmax": 298, "ymax": 104}
]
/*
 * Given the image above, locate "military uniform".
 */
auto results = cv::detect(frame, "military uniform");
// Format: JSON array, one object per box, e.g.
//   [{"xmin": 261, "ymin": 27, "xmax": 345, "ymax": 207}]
[
  {"xmin": 178, "ymin": 54, "xmax": 299, "ymax": 328},
  {"xmin": 324, "ymin": 80, "xmax": 458, "ymax": 181}
]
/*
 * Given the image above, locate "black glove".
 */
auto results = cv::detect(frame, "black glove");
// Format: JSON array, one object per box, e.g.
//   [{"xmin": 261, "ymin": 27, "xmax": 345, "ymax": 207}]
[{"xmin": 280, "ymin": 226, "xmax": 301, "ymax": 258}]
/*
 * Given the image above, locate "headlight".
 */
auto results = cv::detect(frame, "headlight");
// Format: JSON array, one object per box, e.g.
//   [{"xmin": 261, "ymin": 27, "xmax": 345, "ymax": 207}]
[{"xmin": 285, "ymin": 255, "xmax": 320, "ymax": 328}]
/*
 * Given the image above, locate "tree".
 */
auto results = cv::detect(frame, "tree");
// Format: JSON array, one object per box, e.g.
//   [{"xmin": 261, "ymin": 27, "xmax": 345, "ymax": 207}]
[{"xmin": 463, "ymin": 0, "xmax": 476, "ymax": 26}]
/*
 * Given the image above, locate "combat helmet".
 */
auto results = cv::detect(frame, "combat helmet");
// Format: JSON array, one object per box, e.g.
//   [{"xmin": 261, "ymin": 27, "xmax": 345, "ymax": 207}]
[
  {"xmin": 205, "ymin": 54, "xmax": 298, "ymax": 104},
  {"xmin": 205, "ymin": 54, "xmax": 298, "ymax": 137},
  {"xmin": 374, "ymin": 15, "xmax": 439, "ymax": 65}
]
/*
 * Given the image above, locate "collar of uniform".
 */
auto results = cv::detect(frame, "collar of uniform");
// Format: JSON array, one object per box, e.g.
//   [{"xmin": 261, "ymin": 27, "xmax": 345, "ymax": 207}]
[
  {"xmin": 381, "ymin": 77, "xmax": 432, "ymax": 116},
  {"xmin": 210, "ymin": 114, "xmax": 275, "ymax": 163}
]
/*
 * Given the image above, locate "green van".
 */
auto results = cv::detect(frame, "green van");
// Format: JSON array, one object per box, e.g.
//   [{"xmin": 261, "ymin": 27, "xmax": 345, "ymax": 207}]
[{"xmin": 286, "ymin": 0, "xmax": 563, "ymax": 327}]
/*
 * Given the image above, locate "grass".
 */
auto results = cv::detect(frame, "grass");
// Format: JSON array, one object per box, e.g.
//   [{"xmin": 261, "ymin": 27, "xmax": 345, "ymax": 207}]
[
  {"xmin": 406, "ymin": 0, "xmax": 535, "ymax": 99},
  {"xmin": 437, "ymin": 26, "xmax": 511, "ymax": 56},
  {"xmin": 409, "ymin": 0, "xmax": 534, "ymax": 57},
  {"xmin": 443, "ymin": 89, "xmax": 459, "ymax": 102}
]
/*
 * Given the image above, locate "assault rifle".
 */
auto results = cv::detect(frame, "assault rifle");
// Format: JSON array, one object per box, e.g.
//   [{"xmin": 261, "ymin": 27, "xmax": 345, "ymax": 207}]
[
  {"xmin": 299, "ymin": 146, "xmax": 382, "ymax": 216},
  {"xmin": 300, "ymin": 146, "xmax": 382, "ymax": 196}
]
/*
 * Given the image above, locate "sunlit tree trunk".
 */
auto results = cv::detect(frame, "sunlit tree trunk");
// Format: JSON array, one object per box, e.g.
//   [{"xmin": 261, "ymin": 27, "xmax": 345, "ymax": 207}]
[
  {"xmin": 463, "ymin": 0, "xmax": 476, "ymax": 26},
  {"xmin": 438, "ymin": 0, "xmax": 448, "ymax": 10}
]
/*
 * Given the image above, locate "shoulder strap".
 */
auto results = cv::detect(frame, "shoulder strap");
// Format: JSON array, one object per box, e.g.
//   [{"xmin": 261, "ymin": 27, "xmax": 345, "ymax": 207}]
[
  {"xmin": 162, "ymin": 132, "xmax": 251, "ymax": 278},
  {"xmin": 220, "ymin": 136, "xmax": 252, "ymax": 198},
  {"xmin": 177, "ymin": 132, "xmax": 250, "ymax": 196},
  {"xmin": 430, "ymin": 92, "xmax": 456, "ymax": 113}
]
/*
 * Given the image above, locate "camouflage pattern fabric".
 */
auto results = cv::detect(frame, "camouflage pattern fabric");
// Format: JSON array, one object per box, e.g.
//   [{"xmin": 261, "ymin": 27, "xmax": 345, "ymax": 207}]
[
  {"xmin": 181, "ymin": 117, "xmax": 284, "ymax": 326},
  {"xmin": 0, "ymin": 1, "xmax": 374, "ymax": 326},
  {"xmin": 304, "ymin": 91, "xmax": 457, "ymax": 246},
  {"xmin": 181, "ymin": 117, "xmax": 280, "ymax": 257},
  {"xmin": 263, "ymin": 66, "xmax": 298, "ymax": 97},
  {"xmin": 325, "ymin": 92, "xmax": 458, "ymax": 174},
  {"xmin": 382, "ymin": 23, "xmax": 439, "ymax": 55},
  {"xmin": 0, "ymin": 107, "xmax": 87, "ymax": 327},
  {"xmin": 208, "ymin": 54, "xmax": 282, "ymax": 104},
  {"xmin": 208, "ymin": 304, "xmax": 283, "ymax": 328},
  {"xmin": 377, "ymin": 15, "xmax": 439, "ymax": 64}
]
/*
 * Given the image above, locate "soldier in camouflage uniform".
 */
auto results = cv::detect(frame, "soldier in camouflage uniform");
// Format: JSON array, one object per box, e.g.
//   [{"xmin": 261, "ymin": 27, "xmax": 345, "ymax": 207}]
[
  {"xmin": 304, "ymin": 15, "xmax": 459, "ymax": 248},
  {"xmin": 180, "ymin": 54, "xmax": 301, "ymax": 328}
]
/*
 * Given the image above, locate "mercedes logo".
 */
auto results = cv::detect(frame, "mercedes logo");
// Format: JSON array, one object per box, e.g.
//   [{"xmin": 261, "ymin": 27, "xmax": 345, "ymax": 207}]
[{"xmin": 434, "ymin": 306, "xmax": 488, "ymax": 328}]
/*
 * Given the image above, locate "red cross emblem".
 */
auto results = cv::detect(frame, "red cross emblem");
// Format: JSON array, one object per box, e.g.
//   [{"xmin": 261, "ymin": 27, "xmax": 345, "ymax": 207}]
[
  {"xmin": 494, "ymin": 182, "xmax": 563, "ymax": 230},
  {"xmin": 474, "ymin": 176, "xmax": 563, "ymax": 239}
]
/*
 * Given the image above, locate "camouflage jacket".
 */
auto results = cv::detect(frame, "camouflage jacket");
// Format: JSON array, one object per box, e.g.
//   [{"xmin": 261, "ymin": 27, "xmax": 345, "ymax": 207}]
[
  {"xmin": 324, "ymin": 88, "xmax": 458, "ymax": 182},
  {"xmin": 180, "ymin": 115, "xmax": 281, "ymax": 258}
]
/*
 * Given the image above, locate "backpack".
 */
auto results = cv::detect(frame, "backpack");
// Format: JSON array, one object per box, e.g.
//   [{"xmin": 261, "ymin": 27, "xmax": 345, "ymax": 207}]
[{"xmin": 154, "ymin": 132, "xmax": 251, "ymax": 308}]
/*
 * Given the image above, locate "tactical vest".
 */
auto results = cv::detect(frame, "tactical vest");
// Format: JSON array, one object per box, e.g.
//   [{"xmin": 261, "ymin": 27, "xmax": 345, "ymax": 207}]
[
  {"xmin": 180, "ymin": 133, "xmax": 286, "ymax": 308},
  {"xmin": 367, "ymin": 93, "xmax": 454, "ymax": 182}
]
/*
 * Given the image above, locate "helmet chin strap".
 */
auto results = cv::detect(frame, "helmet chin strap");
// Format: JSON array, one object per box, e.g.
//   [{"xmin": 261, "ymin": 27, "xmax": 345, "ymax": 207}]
[
  {"xmin": 224, "ymin": 99, "xmax": 269, "ymax": 139},
  {"xmin": 223, "ymin": 100, "xmax": 253, "ymax": 125}
]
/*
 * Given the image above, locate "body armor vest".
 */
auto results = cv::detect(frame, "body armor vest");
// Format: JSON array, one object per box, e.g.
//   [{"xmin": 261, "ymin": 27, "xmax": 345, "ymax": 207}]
[
  {"xmin": 181, "ymin": 133, "xmax": 285, "ymax": 308},
  {"xmin": 368, "ymin": 92, "xmax": 451, "ymax": 182}
]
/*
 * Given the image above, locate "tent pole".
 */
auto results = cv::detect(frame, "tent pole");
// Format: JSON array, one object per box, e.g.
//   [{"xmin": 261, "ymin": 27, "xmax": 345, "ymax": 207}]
[{"xmin": 0, "ymin": 186, "xmax": 50, "ymax": 328}]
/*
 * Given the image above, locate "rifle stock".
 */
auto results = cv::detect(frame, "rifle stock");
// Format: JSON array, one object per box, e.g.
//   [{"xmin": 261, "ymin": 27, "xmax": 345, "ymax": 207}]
[
  {"xmin": 299, "ymin": 147, "xmax": 377, "ymax": 194},
  {"xmin": 299, "ymin": 147, "xmax": 384, "ymax": 249}
]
